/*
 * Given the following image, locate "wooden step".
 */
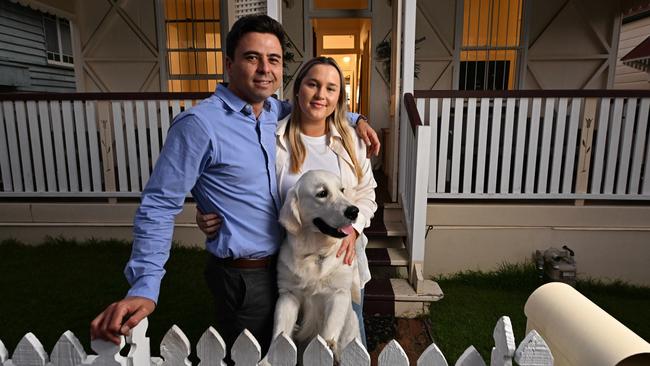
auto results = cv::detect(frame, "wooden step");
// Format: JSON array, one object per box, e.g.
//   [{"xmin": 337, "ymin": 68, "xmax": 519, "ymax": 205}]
[
  {"xmin": 364, "ymin": 278, "xmax": 444, "ymax": 318},
  {"xmin": 366, "ymin": 247, "xmax": 408, "ymax": 267}
]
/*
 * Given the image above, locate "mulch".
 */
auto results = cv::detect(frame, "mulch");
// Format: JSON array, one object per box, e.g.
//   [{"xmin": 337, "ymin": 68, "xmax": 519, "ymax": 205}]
[{"xmin": 365, "ymin": 316, "xmax": 433, "ymax": 365}]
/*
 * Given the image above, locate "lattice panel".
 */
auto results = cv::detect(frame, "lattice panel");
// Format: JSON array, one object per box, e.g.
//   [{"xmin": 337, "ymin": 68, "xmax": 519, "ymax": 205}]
[{"xmin": 234, "ymin": 0, "xmax": 267, "ymax": 19}]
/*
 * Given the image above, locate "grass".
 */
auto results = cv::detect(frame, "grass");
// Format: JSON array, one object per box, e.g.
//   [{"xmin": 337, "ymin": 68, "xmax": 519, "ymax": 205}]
[
  {"xmin": 0, "ymin": 237, "xmax": 214, "ymax": 355},
  {"xmin": 2, "ymin": 238, "xmax": 649, "ymax": 363},
  {"xmin": 429, "ymin": 263, "xmax": 650, "ymax": 363}
]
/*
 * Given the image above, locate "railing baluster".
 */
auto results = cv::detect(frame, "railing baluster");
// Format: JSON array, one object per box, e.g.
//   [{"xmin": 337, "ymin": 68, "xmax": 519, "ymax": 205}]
[
  {"xmin": 73, "ymin": 100, "xmax": 91, "ymax": 192},
  {"xmin": 61, "ymin": 101, "xmax": 78, "ymax": 192},
  {"xmin": 500, "ymin": 98, "xmax": 516, "ymax": 194},
  {"xmin": 630, "ymin": 98, "xmax": 649, "ymax": 194},
  {"xmin": 38, "ymin": 101, "xmax": 56, "ymax": 191},
  {"xmin": 604, "ymin": 98, "xmax": 624, "ymax": 194},
  {"xmin": 463, "ymin": 98, "xmax": 477, "ymax": 194},
  {"xmin": 26, "ymin": 101, "xmax": 45, "ymax": 192},
  {"xmin": 550, "ymin": 98, "xmax": 568, "ymax": 194},
  {"xmin": 562, "ymin": 98, "xmax": 581, "ymax": 194},
  {"xmin": 525, "ymin": 98, "xmax": 542, "ymax": 194},
  {"xmin": 85, "ymin": 101, "xmax": 102, "ymax": 192},
  {"xmin": 487, "ymin": 98, "xmax": 503, "ymax": 194},
  {"xmin": 111, "ymin": 101, "xmax": 128, "ymax": 192},
  {"xmin": 617, "ymin": 98, "xmax": 637, "ymax": 194},
  {"xmin": 50, "ymin": 101, "xmax": 68, "ymax": 191},
  {"xmin": 428, "ymin": 98, "xmax": 439, "ymax": 194},
  {"xmin": 0, "ymin": 102, "xmax": 14, "ymax": 191},
  {"xmin": 451, "ymin": 98, "xmax": 464, "ymax": 193},
  {"xmin": 475, "ymin": 98, "xmax": 490, "ymax": 193},
  {"xmin": 512, "ymin": 98, "xmax": 528, "ymax": 194},
  {"xmin": 438, "ymin": 98, "xmax": 451, "ymax": 193}
]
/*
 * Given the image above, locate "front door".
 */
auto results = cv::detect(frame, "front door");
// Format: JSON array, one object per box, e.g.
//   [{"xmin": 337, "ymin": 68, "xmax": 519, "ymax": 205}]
[{"xmin": 282, "ymin": 0, "xmax": 372, "ymax": 115}]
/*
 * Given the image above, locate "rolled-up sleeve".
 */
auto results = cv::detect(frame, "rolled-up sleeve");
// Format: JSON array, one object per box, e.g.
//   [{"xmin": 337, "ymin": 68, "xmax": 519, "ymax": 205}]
[{"xmin": 124, "ymin": 114, "xmax": 212, "ymax": 303}]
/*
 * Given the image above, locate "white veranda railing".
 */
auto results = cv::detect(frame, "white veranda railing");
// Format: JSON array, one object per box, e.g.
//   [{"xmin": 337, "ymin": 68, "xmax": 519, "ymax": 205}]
[
  {"xmin": 0, "ymin": 93, "xmax": 210, "ymax": 197},
  {"xmin": 413, "ymin": 90, "xmax": 650, "ymax": 200},
  {"xmin": 0, "ymin": 317, "xmax": 553, "ymax": 366}
]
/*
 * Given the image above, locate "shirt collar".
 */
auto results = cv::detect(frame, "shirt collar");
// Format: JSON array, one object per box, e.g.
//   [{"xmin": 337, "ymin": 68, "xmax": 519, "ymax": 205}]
[{"xmin": 215, "ymin": 84, "xmax": 273, "ymax": 116}]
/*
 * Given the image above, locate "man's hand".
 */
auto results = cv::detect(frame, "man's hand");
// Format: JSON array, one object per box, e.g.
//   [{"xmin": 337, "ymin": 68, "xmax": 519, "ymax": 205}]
[
  {"xmin": 336, "ymin": 230, "xmax": 358, "ymax": 265},
  {"xmin": 196, "ymin": 208, "xmax": 222, "ymax": 239},
  {"xmin": 356, "ymin": 119, "xmax": 381, "ymax": 157},
  {"xmin": 90, "ymin": 296, "xmax": 156, "ymax": 345}
]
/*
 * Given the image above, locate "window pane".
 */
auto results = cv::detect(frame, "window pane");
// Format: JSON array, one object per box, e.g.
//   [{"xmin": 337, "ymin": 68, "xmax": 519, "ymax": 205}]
[
  {"xmin": 60, "ymin": 19, "xmax": 72, "ymax": 56},
  {"xmin": 323, "ymin": 35, "xmax": 355, "ymax": 49},
  {"xmin": 205, "ymin": 22, "xmax": 221, "ymax": 48},
  {"xmin": 169, "ymin": 51, "xmax": 222, "ymax": 76},
  {"xmin": 43, "ymin": 17, "xmax": 59, "ymax": 53}
]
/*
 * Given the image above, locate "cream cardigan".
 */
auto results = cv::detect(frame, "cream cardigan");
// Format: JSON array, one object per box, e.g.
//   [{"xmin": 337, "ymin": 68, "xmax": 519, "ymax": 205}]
[{"xmin": 275, "ymin": 116, "xmax": 378, "ymax": 289}]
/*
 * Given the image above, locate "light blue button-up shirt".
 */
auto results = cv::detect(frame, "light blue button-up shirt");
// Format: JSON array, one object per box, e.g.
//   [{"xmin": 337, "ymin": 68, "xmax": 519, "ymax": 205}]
[{"xmin": 124, "ymin": 84, "xmax": 359, "ymax": 302}]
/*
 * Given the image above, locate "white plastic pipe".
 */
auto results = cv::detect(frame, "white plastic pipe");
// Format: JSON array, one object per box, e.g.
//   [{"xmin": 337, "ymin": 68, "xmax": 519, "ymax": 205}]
[{"xmin": 525, "ymin": 282, "xmax": 650, "ymax": 366}]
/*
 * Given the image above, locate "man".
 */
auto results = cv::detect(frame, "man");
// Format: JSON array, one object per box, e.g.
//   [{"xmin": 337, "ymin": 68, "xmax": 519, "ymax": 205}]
[{"xmin": 90, "ymin": 14, "xmax": 379, "ymax": 356}]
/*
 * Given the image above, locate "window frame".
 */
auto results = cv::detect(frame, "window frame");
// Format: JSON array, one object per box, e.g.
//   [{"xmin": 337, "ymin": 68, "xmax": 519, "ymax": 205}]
[
  {"xmin": 43, "ymin": 14, "xmax": 74, "ymax": 68},
  {"xmin": 163, "ymin": 0, "xmax": 226, "ymax": 92}
]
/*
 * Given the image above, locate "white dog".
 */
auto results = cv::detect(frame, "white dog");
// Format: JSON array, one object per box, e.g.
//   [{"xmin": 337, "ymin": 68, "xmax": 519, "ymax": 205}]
[{"xmin": 273, "ymin": 170, "xmax": 362, "ymax": 359}]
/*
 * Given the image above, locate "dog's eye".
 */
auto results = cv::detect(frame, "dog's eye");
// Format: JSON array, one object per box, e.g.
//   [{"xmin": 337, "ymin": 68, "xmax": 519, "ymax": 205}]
[
  {"xmin": 316, "ymin": 189, "xmax": 328, "ymax": 198},
  {"xmin": 340, "ymin": 188, "xmax": 345, "ymax": 193}
]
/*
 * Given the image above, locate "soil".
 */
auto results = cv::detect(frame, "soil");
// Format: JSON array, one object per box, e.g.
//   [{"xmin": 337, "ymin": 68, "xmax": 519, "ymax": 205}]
[{"xmin": 365, "ymin": 316, "xmax": 432, "ymax": 365}]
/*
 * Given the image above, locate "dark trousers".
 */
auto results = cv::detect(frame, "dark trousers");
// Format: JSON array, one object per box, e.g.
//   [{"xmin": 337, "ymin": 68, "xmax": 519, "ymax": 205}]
[{"xmin": 204, "ymin": 254, "xmax": 278, "ymax": 364}]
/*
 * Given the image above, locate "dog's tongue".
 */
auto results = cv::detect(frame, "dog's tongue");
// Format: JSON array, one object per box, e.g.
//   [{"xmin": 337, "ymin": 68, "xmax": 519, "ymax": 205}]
[{"xmin": 338, "ymin": 224, "xmax": 355, "ymax": 236}]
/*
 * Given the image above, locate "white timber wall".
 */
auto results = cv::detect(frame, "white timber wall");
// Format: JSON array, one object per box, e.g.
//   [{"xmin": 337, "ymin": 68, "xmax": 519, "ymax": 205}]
[{"xmin": 614, "ymin": 16, "xmax": 650, "ymax": 89}]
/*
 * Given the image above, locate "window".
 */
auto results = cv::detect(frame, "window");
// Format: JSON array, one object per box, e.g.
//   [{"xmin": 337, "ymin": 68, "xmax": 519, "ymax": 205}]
[
  {"xmin": 43, "ymin": 14, "xmax": 73, "ymax": 66},
  {"xmin": 165, "ymin": 0, "xmax": 223, "ymax": 92},
  {"xmin": 460, "ymin": 0, "xmax": 522, "ymax": 90}
]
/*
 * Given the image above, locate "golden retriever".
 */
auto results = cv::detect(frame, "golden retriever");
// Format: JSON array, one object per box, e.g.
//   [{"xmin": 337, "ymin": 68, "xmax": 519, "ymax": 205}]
[{"xmin": 273, "ymin": 170, "xmax": 361, "ymax": 360}]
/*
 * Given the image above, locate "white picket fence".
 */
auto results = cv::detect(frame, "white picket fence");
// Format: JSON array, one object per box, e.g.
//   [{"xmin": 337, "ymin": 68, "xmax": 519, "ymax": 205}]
[
  {"xmin": 0, "ymin": 317, "xmax": 553, "ymax": 366},
  {"xmin": 413, "ymin": 91, "xmax": 650, "ymax": 200}
]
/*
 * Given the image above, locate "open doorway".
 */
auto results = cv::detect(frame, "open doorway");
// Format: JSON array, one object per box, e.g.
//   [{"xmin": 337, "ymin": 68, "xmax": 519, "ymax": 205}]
[{"xmin": 312, "ymin": 18, "xmax": 371, "ymax": 115}]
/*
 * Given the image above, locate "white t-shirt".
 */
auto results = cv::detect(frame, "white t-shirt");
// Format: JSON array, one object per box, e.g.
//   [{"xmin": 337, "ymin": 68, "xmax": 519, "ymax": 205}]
[{"xmin": 279, "ymin": 133, "xmax": 341, "ymax": 201}]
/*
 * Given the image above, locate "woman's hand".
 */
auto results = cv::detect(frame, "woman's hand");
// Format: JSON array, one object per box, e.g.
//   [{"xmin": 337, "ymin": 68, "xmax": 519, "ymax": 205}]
[
  {"xmin": 196, "ymin": 207, "xmax": 222, "ymax": 239},
  {"xmin": 337, "ymin": 229, "xmax": 358, "ymax": 265}
]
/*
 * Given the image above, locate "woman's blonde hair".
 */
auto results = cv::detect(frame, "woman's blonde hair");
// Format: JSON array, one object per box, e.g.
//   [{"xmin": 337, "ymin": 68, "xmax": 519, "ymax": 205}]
[{"xmin": 286, "ymin": 57, "xmax": 363, "ymax": 181}]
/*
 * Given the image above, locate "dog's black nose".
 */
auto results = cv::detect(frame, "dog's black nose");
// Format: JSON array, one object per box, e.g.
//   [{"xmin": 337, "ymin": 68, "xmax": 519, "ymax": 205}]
[{"xmin": 344, "ymin": 206, "xmax": 359, "ymax": 220}]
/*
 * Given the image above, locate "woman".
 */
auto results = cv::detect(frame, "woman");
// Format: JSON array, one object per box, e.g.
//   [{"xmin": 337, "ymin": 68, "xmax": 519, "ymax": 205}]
[{"xmin": 198, "ymin": 56, "xmax": 377, "ymax": 346}]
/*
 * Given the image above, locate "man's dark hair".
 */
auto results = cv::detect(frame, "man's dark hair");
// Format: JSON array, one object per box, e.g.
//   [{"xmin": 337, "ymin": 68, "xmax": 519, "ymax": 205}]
[{"xmin": 226, "ymin": 15, "xmax": 286, "ymax": 60}]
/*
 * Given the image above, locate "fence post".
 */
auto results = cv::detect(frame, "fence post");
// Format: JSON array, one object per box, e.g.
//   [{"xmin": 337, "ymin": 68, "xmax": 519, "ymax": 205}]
[
  {"xmin": 574, "ymin": 97, "xmax": 598, "ymax": 205},
  {"xmin": 97, "ymin": 101, "xmax": 116, "ymax": 203}
]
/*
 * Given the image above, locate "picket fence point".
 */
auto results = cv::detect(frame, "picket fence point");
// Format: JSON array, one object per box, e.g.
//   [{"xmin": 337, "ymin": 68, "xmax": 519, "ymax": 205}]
[
  {"xmin": 51, "ymin": 331, "xmax": 86, "ymax": 366},
  {"xmin": 455, "ymin": 345, "xmax": 485, "ymax": 366},
  {"xmin": 416, "ymin": 342, "xmax": 448, "ymax": 366},
  {"xmin": 231, "ymin": 329, "xmax": 260, "ymax": 366},
  {"xmin": 266, "ymin": 333, "xmax": 296, "ymax": 366},
  {"xmin": 160, "ymin": 325, "xmax": 191, "ymax": 366},
  {"xmin": 514, "ymin": 330, "xmax": 554, "ymax": 366},
  {"xmin": 197, "ymin": 326, "xmax": 226, "ymax": 366},
  {"xmin": 340, "ymin": 338, "xmax": 370, "ymax": 366},
  {"xmin": 378, "ymin": 340, "xmax": 408, "ymax": 366}
]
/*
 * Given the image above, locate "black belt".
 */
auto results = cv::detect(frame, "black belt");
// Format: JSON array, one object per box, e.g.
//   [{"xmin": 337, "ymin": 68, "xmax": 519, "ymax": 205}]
[{"xmin": 211, "ymin": 254, "xmax": 276, "ymax": 269}]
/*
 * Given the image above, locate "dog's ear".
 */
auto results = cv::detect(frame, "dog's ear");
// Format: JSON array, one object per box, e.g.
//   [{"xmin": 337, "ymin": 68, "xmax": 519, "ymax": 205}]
[{"xmin": 279, "ymin": 186, "xmax": 301, "ymax": 234}]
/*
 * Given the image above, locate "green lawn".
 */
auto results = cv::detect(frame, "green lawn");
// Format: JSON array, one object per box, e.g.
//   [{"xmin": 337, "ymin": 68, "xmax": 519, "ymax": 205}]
[
  {"xmin": 0, "ymin": 237, "xmax": 214, "ymax": 355},
  {"xmin": 429, "ymin": 264, "xmax": 650, "ymax": 363},
  {"xmin": 1, "ymin": 238, "xmax": 649, "ymax": 364}
]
